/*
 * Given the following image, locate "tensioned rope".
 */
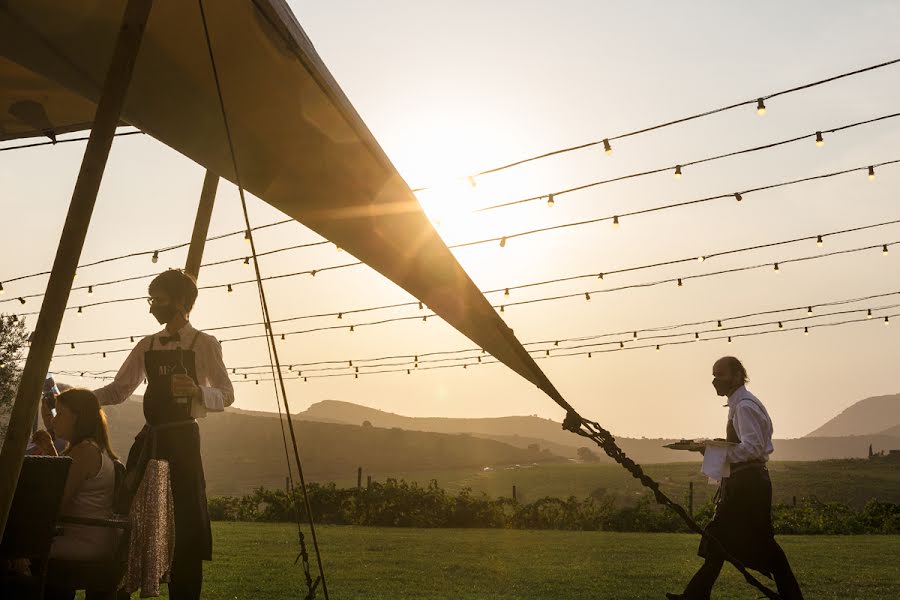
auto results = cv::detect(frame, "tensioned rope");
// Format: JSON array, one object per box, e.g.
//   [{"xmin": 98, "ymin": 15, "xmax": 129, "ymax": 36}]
[{"xmin": 196, "ymin": 1, "xmax": 327, "ymax": 597}]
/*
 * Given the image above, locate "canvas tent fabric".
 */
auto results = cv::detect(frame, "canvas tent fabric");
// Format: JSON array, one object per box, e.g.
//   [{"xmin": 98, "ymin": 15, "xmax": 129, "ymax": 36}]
[{"xmin": 0, "ymin": 0, "xmax": 571, "ymax": 409}]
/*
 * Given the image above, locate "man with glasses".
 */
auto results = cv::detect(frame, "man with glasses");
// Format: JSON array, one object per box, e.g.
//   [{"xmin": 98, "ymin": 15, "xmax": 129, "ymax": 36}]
[
  {"xmin": 667, "ymin": 356, "xmax": 803, "ymax": 600},
  {"xmin": 93, "ymin": 269, "xmax": 233, "ymax": 599}
]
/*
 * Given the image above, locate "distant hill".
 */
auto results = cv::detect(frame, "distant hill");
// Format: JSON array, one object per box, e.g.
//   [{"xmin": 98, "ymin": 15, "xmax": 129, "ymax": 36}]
[
  {"xmin": 805, "ymin": 394, "xmax": 900, "ymax": 438},
  {"xmin": 100, "ymin": 398, "xmax": 562, "ymax": 496},
  {"xmin": 878, "ymin": 424, "xmax": 900, "ymax": 438}
]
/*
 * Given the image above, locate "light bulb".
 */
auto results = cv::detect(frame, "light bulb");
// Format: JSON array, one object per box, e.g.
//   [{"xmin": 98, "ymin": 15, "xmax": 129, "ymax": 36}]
[
  {"xmin": 77, "ymin": 306, "xmax": 83, "ymax": 315},
  {"xmin": 778, "ymin": 321, "xmax": 783, "ymax": 329},
  {"xmin": 0, "ymin": 282, "xmax": 4, "ymax": 295},
  {"xmin": 350, "ymin": 325, "xmax": 355, "ymax": 332},
  {"xmin": 227, "ymin": 284, "xmax": 233, "ymax": 293},
  {"xmin": 603, "ymin": 138, "xmax": 613, "ymax": 156},
  {"xmin": 335, "ymin": 244, "xmax": 343, "ymax": 252},
  {"xmin": 418, "ymin": 301, "xmax": 424, "ymax": 310},
  {"xmin": 243, "ymin": 257, "xmax": 250, "ymax": 267},
  {"xmin": 817, "ymin": 235, "xmax": 823, "ymax": 248},
  {"xmin": 499, "ymin": 236, "xmax": 507, "ymax": 248},
  {"xmin": 612, "ymin": 215, "xmax": 620, "ymax": 229},
  {"xmin": 467, "ymin": 175, "xmax": 477, "ymax": 189},
  {"xmin": 727, "ymin": 337, "xmax": 732, "ymax": 343},
  {"xmin": 547, "ymin": 194, "xmax": 555, "ymax": 208},
  {"xmin": 885, "ymin": 316, "xmax": 890, "ymax": 326},
  {"xmin": 694, "ymin": 332, "xmax": 700, "ymax": 339},
  {"xmin": 88, "ymin": 285, "xmax": 93, "ymax": 294},
  {"xmin": 867, "ymin": 309, "xmax": 873, "ymax": 319},
  {"xmin": 677, "ymin": 278, "xmax": 683, "ymax": 287},
  {"xmin": 808, "ymin": 306, "xmax": 813, "ymax": 314},
  {"xmin": 585, "ymin": 292, "xmax": 591, "ymax": 301},
  {"xmin": 310, "ymin": 269, "xmax": 317, "ymax": 277},
  {"xmin": 504, "ymin": 288, "xmax": 510, "ymax": 297},
  {"xmin": 18, "ymin": 297, "xmax": 25, "ymax": 305},
  {"xmin": 868, "ymin": 166, "xmax": 876, "ymax": 181},
  {"xmin": 597, "ymin": 273, "xmax": 604, "ymax": 280},
  {"xmin": 773, "ymin": 263, "xmax": 780, "ymax": 273},
  {"xmin": 619, "ymin": 341, "xmax": 624, "ymax": 349},
  {"xmin": 815, "ymin": 131, "xmax": 824, "ymax": 147},
  {"xmin": 735, "ymin": 192, "xmax": 743, "ymax": 202},
  {"xmin": 717, "ymin": 320, "xmax": 723, "ymax": 328},
  {"xmin": 883, "ymin": 244, "xmax": 889, "ymax": 256},
  {"xmin": 152, "ymin": 250, "xmax": 159, "ymax": 264},
  {"xmin": 756, "ymin": 98, "xmax": 766, "ymax": 116},
  {"xmin": 697, "ymin": 256, "xmax": 705, "ymax": 262},
  {"xmin": 804, "ymin": 327, "xmax": 809, "ymax": 336},
  {"xmin": 500, "ymin": 305, "xmax": 505, "ymax": 313},
  {"xmin": 674, "ymin": 165, "xmax": 683, "ymax": 179},
  {"xmin": 656, "ymin": 345, "xmax": 661, "ymax": 352},
  {"xmin": 588, "ymin": 352, "xmax": 592, "ymax": 358},
  {"xmin": 337, "ymin": 313, "xmax": 343, "ymax": 320},
  {"xmin": 244, "ymin": 230, "xmax": 251, "ymax": 244},
  {"xmin": 70, "ymin": 342, "xmax": 75, "ymax": 349}
]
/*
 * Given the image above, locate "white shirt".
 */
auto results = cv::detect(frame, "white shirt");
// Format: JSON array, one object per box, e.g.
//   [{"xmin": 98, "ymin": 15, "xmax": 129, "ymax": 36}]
[
  {"xmin": 725, "ymin": 385, "xmax": 775, "ymax": 464},
  {"xmin": 93, "ymin": 322, "xmax": 234, "ymax": 417}
]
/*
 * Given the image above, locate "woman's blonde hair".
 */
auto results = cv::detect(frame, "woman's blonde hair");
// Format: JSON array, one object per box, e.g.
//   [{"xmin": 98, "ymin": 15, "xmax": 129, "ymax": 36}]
[{"xmin": 56, "ymin": 388, "xmax": 118, "ymax": 459}]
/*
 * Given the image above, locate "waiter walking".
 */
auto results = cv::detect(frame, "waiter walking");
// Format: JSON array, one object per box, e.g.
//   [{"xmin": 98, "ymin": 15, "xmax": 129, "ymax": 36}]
[
  {"xmin": 667, "ymin": 356, "xmax": 803, "ymax": 600},
  {"xmin": 94, "ymin": 269, "xmax": 234, "ymax": 599}
]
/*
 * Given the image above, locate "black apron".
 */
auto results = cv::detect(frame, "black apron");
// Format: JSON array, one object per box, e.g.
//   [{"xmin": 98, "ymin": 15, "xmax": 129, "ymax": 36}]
[
  {"xmin": 698, "ymin": 397, "xmax": 775, "ymax": 575},
  {"xmin": 123, "ymin": 332, "xmax": 213, "ymax": 562}
]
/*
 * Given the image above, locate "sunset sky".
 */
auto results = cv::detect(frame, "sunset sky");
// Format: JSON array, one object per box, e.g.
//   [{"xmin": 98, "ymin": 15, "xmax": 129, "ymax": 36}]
[{"xmin": 2, "ymin": 1, "xmax": 900, "ymax": 440}]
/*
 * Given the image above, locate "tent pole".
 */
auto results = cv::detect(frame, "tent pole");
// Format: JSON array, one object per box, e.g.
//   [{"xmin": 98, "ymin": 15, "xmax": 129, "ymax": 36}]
[
  {"xmin": 0, "ymin": 0, "xmax": 155, "ymax": 539},
  {"xmin": 184, "ymin": 169, "xmax": 219, "ymax": 280}
]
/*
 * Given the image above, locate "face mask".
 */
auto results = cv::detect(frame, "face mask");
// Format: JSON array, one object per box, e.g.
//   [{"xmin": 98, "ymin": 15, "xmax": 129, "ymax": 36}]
[{"xmin": 150, "ymin": 303, "xmax": 178, "ymax": 325}]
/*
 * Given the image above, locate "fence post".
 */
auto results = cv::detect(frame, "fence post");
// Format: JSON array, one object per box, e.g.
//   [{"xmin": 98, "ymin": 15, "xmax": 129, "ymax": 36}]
[{"xmin": 688, "ymin": 481, "xmax": 694, "ymax": 518}]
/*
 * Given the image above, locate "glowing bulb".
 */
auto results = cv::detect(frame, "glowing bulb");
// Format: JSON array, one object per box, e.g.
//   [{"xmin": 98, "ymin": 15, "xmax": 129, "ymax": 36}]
[
  {"xmin": 816, "ymin": 235, "xmax": 823, "ymax": 248},
  {"xmin": 619, "ymin": 341, "xmax": 624, "ymax": 349},
  {"xmin": 499, "ymin": 236, "xmax": 507, "ymax": 248},
  {"xmin": 612, "ymin": 215, "xmax": 620, "ymax": 229},
  {"xmin": 152, "ymin": 250, "xmax": 159, "ymax": 264},
  {"xmin": 547, "ymin": 194, "xmax": 555, "ymax": 208},
  {"xmin": 500, "ymin": 305, "xmax": 505, "ymax": 313},
  {"xmin": 602, "ymin": 138, "xmax": 613, "ymax": 156},
  {"xmin": 335, "ymin": 244, "xmax": 343, "ymax": 252},
  {"xmin": 773, "ymin": 263, "xmax": 780, "ymax": 273},
  {"xmin": 883, "ymin": 244, "xmax": 889, "ymax": 256},
  {"xmin": 695, "ymin": 332, "xmax": 700, "ymax": 340},
  {"xmin": 756, "ymin": 98, "xmax": 766, "ymax": 116},
  {"xmin": 244, "ymin": 230, "xmax": 251, "ymax": 244},
  {"xmin": 655, "ymin": 345, "xmax": 661, "ymax": 352},
  {"xmin": 677, "ymin": 278, "xmax": 683, "ymax": 287},
  {"xmin": 807, "ymin": 306, "xmax": 813, "ymax": 314},
  {"xmin": 350, "ymin": 325, "xmax": 355, "ymax": 332},
  {"xmin": 588, "ymin": 352, "xmax": 592, "ymax": 358},
  {"xmin": 674, "ymin": 165, "xmax": 683, "ymax": 179},
  {"xmin": 867, "ymin": 309, "xmax": 873, "ymax": 319},
  {"xmin": 697, "ymin": 256, "xmax": 705, "ymax": 262},
  {"xmin": 73, "ymin": 270, "xmax": 78, "ymax": 280},
  {"xmin": 804, "ymin": 327, "xmax": 809, "ymax": 336},
  {"xmin": 70, "ymin": 342, "xmax": 75, "ymax": 349},
  {"xmin": 868, "ymin": 166, "xmax": 876, "ymax": 181},
  {"xmin": 885, "ymin": 316, "xmax": 890, "ymax": 326},
  {"xmin": 504, "ymin": 288, "xmax": 510, "ymax": 297},
  {"xmin": 467, "ymin": 175, "xmax": 477, "ymax": 189},
  {"xmin": 727, "ymin": 337, "xmax": 732, "ymax": 344},
  {"xmin": 815, "ymin": 131, "xmax": 824, "ymax": 147},
  {"xmin": 77, "ymin": 306, "xmax": 83, "ymax": 315}
]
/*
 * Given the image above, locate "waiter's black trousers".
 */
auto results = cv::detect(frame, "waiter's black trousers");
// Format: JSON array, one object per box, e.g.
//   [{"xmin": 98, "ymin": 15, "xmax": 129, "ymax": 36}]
[
  {"xmin": 169, "ymin": 548, "xmax": 202, "ymax": 600},
  {"xmin": 684, "ymin": 541, "xmax": 803, "ymax": 599}
]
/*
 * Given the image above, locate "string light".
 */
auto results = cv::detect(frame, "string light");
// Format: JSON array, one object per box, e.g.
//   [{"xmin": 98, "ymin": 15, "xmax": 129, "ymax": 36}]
[
  {"xmin": 337, "ymin": 313, "xmax": 343, "ymax": 320},
  {"xmin": 227, "ymin": 284, "xmax": 233, "ymax": 293},
  {"xmin": 0, "ymin": 282, "xmax": 4, "ymax": 295},
  {"xmin": 677, "ymin": 278, "xmax": 683, "ymax": 287},
  {"xmin": 717, "ymin": 320, "xmax": 723, "ymax": 328},
  {"xmin": 88, "ymin": 285, "xmax": 93, "ymax": 294},
  {"xmin": 756, "ymin": 98, "xmax": 766, "ymax": 116},
  {"xmin": 418, "ymin": 302, "xmax": 424, "ymax": 310},
  {"xmin": 603, "ymin": 138, "xmax": 612, "ymax": 156},
  {"xmin": 349, "ymin": 325, "xmax": 355, "ymax": 332},
  {"xmin": 310, "ymin": 269, "xmax": 317, "ymax": 277},
  {"xmin": 815, "ymin": 131, "xmax": 824, "ymax": 147},
  {"xmin": 612, "ymin": 215, "xmax": 620, "ymax": 229},
  {"xmin": 869, "ymin": 166, "xmax": 876, "ymax": 181},
  {"xmin": 773, "ymin": 262, "xmax": 780, "ymax": 272},
  {"xmin": 817, "ymin": 235, "xmax": 824, "ymax": 247},
  {"xmin": 243, "ymin": 257, "xmax": 250, "ymax": 267},
  {"xmin": 77, "ymin": 306, "xmax": 83, "ymax": 315},
  {"xmin": 674, "ymin": 165, "xmax": 683, "ymax": 179},
  {"xmin": 867, "ymin": 309, "xmax": 873, "ymax": 319},
  {"xmin": 281, "ymin": 333, "xmax": 286, "ymax": 340},
  {"xmin": 697, "ymin": 256, "xmax": 705, "ymax": 262},
  {"xmin": 734, "ymin": 192, "xmax": 743, "ymax": 202},
  {"xmin": 499, "ymin": 236, "xmax": 507, "ymax": 248},
  {"xmin": 804, "ymin": 327, "xmax": 809, "ymax": 335},
  {"xmin": 695, "ymin": 332, "xmax": 700, "ymax": 339},
  {"xmin": 500, "ymin": 305, "xmax": 505, "ymax": 313},
  {"xmin": 885, "ymin": 316, "xmax": 891, "ymax": 325},
  {"xmin": 70, "ymin": 343, "xmax": 75, "ymax": 350},
  {"xmin": 655, "ymin": 345, "xmax": 660, "ymax": 351},
  {"xmin": 335, "ymin": 245, "xmax": 343, "ymax": 252},
  {"xmin": 244, "ymin": 230, "xmax": 251, "ymax": 244},
  {"xmin": 467, "ymin": 175, "xmax": 477, "ymax": 189},
  {"xmin": 883, "ymin": 244, "xmax": 889, "ymax": 255},
  {"xmin": 727, "ymin": 336, "xmax": 732, "ymax": 343},
  {"xmin": 808, "ymin": 306, "xmax": 813, "ymax": 314},
  {"xmin": 547, "ymin": 194, "xmax": 555, "ymax": 208},
  {"xmin": 504, "ymin": 288, "xmax": 510, "ymax": 297},
  {"xmin": 17, "ymin": 297, "xmax": 25, "ymax": 305},
  {"xmin": 130, "ymin": 336, "xmax": 134, "ymax": 343},
  {"xmin": 619, "ymin": 341, "xmax": 624, "ymax": 349},
  {"xmin": 151, "ymin": 250, "xmax": 159, "ymax": 264},
  {"xmin": 778, "ymin": 321, "xmax": 783, "ymax": 329},
  {"xmin": 585, "ymin": 292, "xmax": 591, "ymax": 301}
]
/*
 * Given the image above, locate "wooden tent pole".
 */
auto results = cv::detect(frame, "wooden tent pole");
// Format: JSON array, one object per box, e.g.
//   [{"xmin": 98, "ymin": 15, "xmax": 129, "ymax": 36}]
[
  {"xmin": 0, "ymin": 0, "xmax": 155, "ymax": 539},
  {"xmin": 184, "ymin": 170, "xmax": 219, "ymax": 280}
]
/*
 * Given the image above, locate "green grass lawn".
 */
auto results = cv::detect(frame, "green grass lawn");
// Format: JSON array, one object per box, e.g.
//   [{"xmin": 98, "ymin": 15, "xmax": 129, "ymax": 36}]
[{"xmin": 99, "ymin": 523, "xmax": 900, "ymax": 599}]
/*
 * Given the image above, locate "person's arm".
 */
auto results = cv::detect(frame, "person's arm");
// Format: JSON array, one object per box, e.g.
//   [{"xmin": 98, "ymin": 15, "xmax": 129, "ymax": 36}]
[
  {"xmin": 726, "ymin": 402, "xmax": 769, "ymax": 463},
  {"xmin": 195, "ymin": 335, "xmax": 234, "ymax": 413},
  {"xmin": 58, "ymin": 443, "xmax": 101, "ymax": 514},
  {"xmin": 93, "ymin": 339, "xmax": 147, "ymax": 406}
]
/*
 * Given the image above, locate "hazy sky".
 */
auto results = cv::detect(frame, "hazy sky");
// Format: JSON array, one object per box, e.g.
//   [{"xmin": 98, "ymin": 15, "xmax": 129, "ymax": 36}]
[{"xmin": 3, "ymin": 1, "xmax": 900, "ymax": 439}]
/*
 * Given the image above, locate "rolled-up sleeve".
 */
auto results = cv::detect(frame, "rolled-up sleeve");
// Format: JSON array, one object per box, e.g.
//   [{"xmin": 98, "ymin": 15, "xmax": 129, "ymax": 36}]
[
  {"xmin": 196, "ymin": 334, "xmax": 234, "ymax": 413},
  {"xmin": 93, "ymin": 339, "xmax": 147, "ymax": 406},
  {"xmin": 727, "ymin": 402, "xmax": 768, "ymax": 463}
]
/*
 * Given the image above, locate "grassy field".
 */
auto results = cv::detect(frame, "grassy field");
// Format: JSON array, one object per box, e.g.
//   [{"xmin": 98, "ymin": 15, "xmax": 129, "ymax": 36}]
[
  {"xmin": 329, "ymin": 459, "xmax": 900, "ymax": 508},
  {"xmin": 92, "ymin": 523, "xmax": 900, "ymax": 599}
]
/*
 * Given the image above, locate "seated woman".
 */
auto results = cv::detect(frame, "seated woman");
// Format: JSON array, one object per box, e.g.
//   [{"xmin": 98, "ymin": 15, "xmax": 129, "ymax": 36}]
[{"xmin": 32, "ymin": 389, "xmax": 118, "ymax": 562}]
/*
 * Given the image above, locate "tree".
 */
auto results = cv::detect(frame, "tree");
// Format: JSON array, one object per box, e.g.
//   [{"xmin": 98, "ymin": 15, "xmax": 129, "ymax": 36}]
[
  {"xmin": 0, "ymin": 314, "xmax": 28, "ymax": 444},
  {"xmin": 577, "ymin": 446, "xmax": 600, "ymax": 463},
  {"xmin": 362, "ymin": 420, "xmax": 372, "ymax": 428},
  {"xmin": 527, "ymin": 443, "xmax": 540, "ymax": 452}
]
